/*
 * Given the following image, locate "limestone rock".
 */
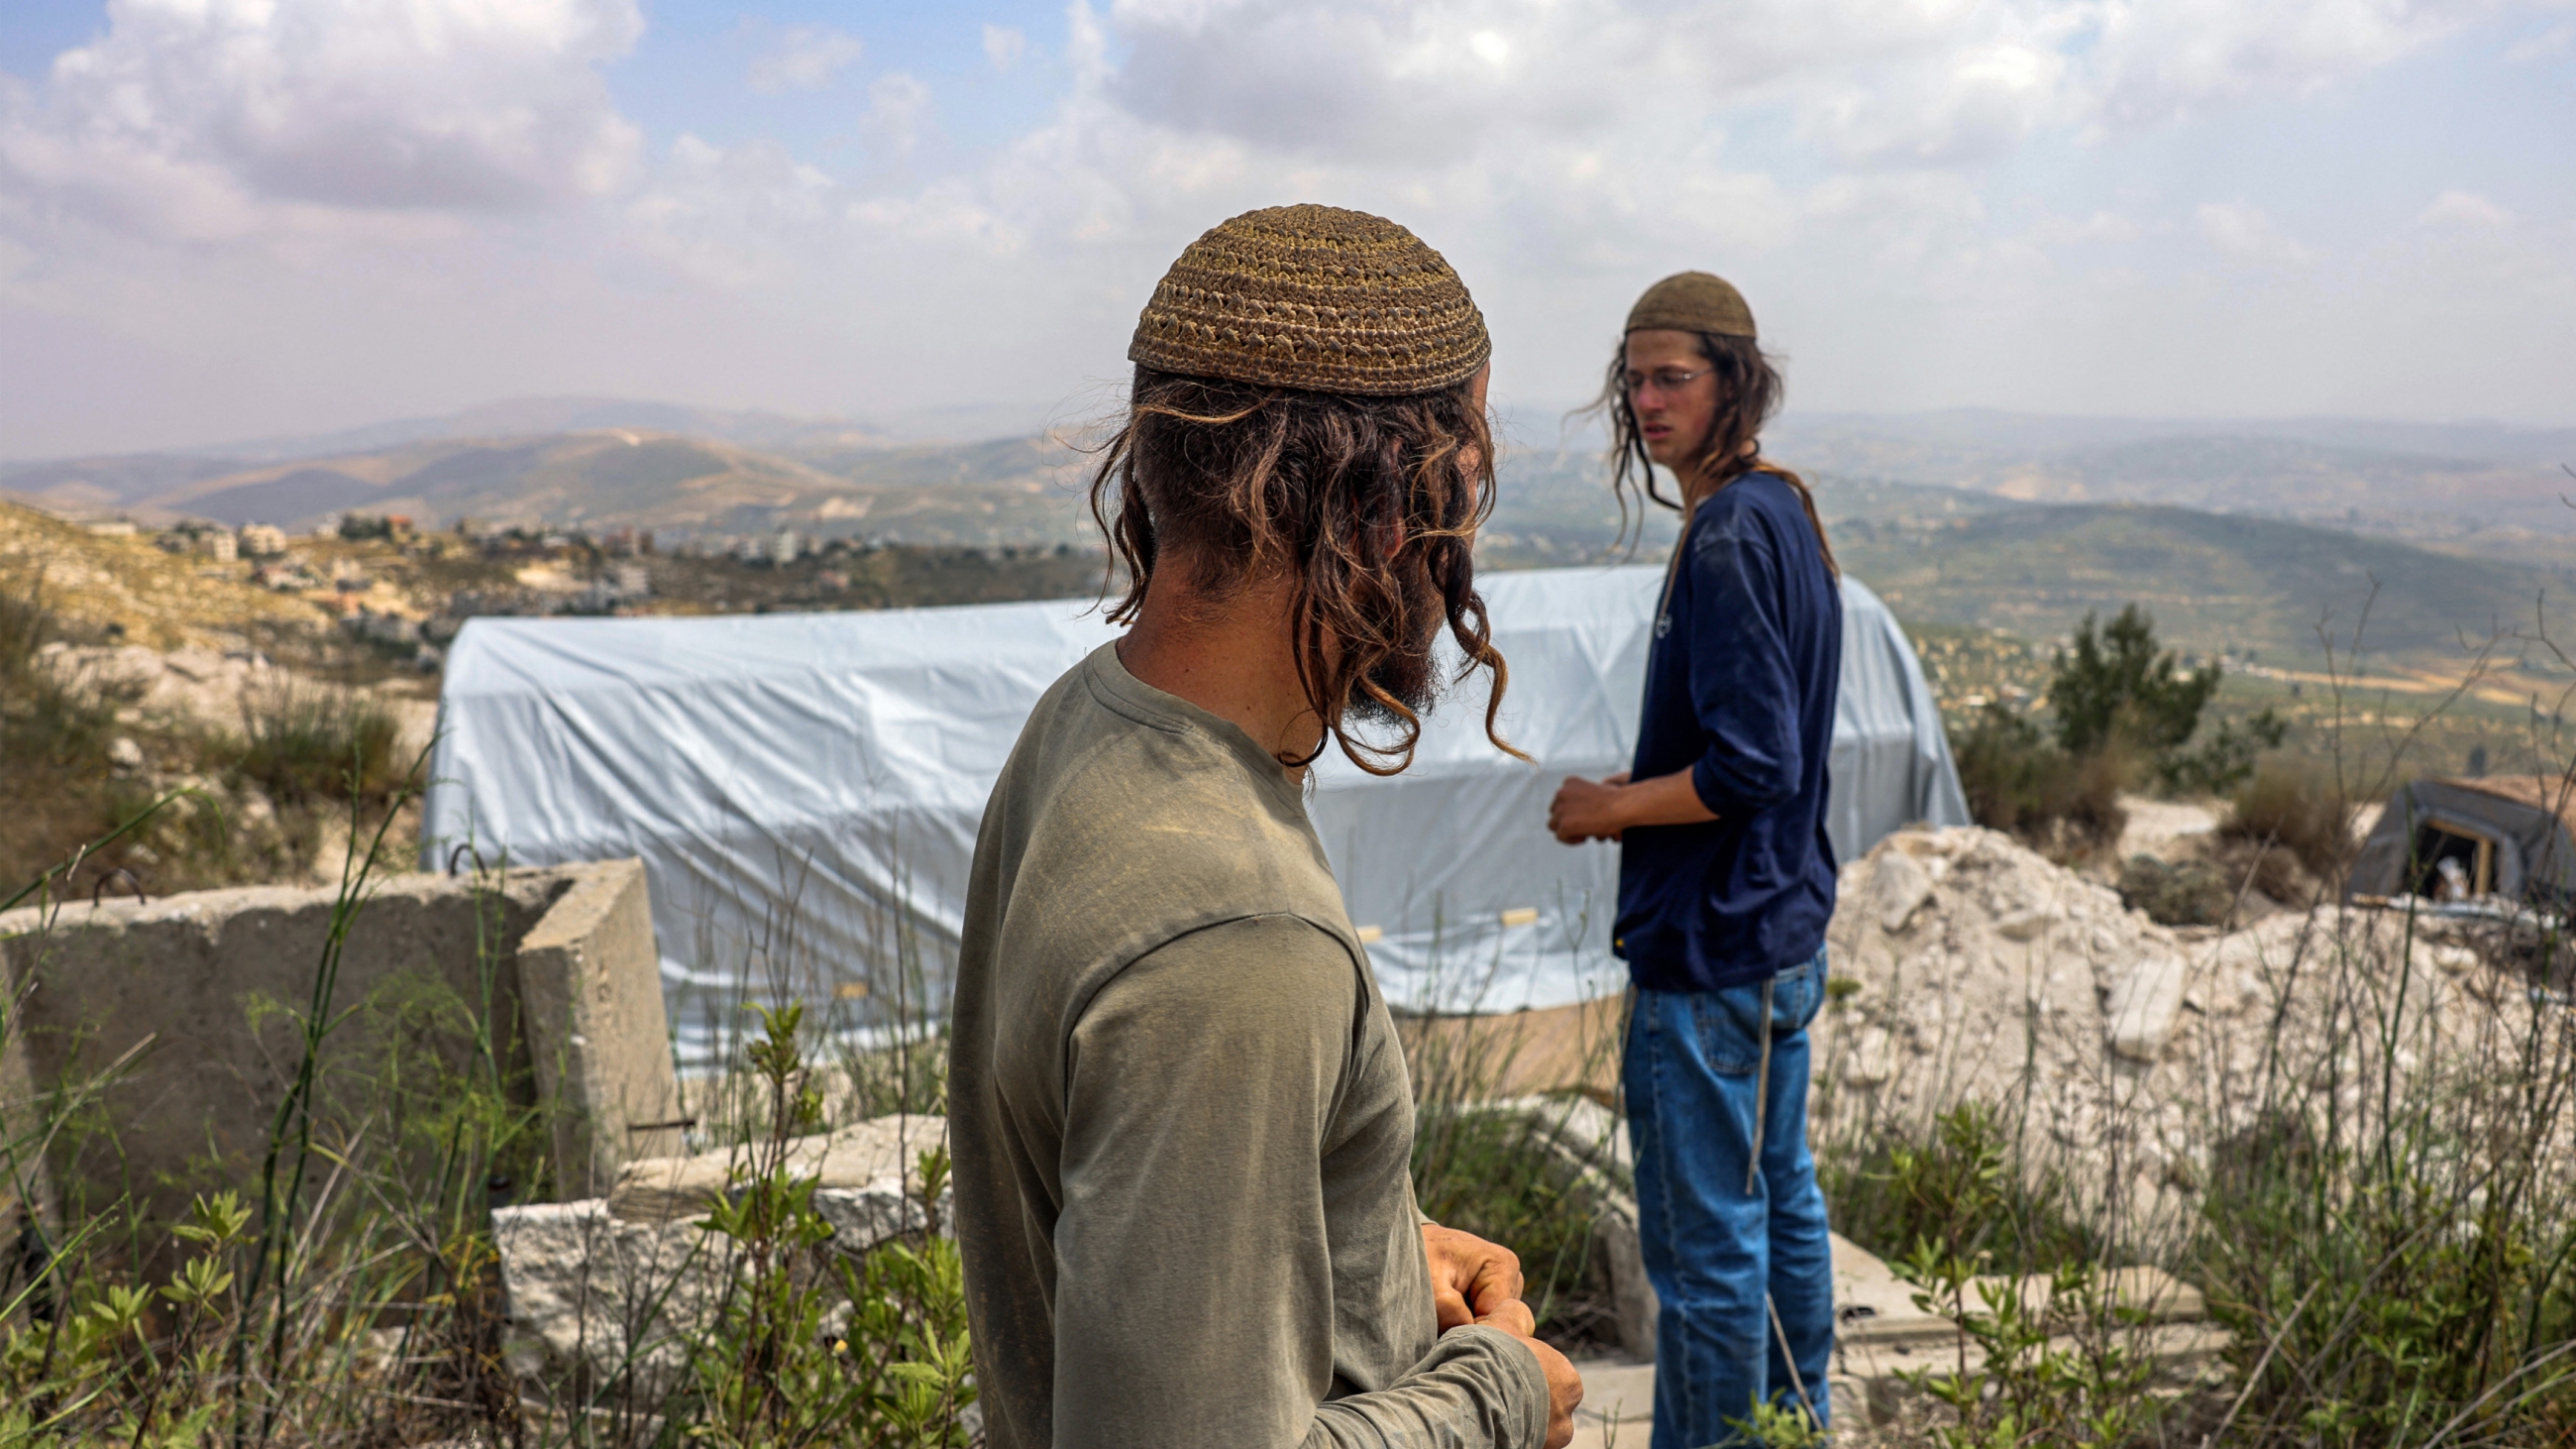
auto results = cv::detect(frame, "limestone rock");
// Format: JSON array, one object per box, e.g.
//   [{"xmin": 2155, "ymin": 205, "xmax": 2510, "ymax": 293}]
[
  {"xmin": 1996, "ymin": 907, "xmax": 2053, "ymax": 942},
  {"xmin": 2106, "ymin": 955, "xmax": 2188, "ymax": 1062},
  {"xmin": 608, "ymin": 1113, "xmax": 946, "ymax": 1223},
  {"xmin": 491, "ymin": 1199, "xmax": 716, "ymax": 1392},
  {"xmin": 496, "ymin": 1113, "xmax": 952, "ymax": 1392},
  {"xmin": 1873, "ymin": 851, "xmax": 1935, "ymax": 934}
]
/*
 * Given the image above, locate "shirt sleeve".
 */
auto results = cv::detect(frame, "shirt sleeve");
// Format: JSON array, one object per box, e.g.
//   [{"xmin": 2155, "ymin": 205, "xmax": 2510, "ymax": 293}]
[
  {"xmin": 1682, "ymin": 497, "xmax": 1804, "ymax": 815},
  {"xmin": 1050, "ymin": 913, "xmax": 1550, "ymax": 1449}
]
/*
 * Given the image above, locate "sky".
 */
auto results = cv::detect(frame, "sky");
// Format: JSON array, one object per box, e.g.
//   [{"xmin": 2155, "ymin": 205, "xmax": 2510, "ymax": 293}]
[{"xmin": 1, "ymin": 0, "xmax": 2571, "ymax": 459}]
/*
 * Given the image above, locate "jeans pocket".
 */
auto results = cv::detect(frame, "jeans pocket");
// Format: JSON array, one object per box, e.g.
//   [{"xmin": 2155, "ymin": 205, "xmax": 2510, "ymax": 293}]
[
  {"xmin": 1775, "ymin": 947, "xmax": 1830, "ymax": 1033},
  {"xmin": 1689, "ymin": 986, "xmax": 1770, "ymax": 1076}
]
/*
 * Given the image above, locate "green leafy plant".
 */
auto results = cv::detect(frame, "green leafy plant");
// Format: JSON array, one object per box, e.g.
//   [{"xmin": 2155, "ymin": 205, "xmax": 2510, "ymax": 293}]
[
  {"xmin": 686, "ymin": 1003, "xmax": 975, "ymax": 1448},
  {"xmin": 1892, "ymin": 1248, "xmax": 2163, "ymax": 1449}
]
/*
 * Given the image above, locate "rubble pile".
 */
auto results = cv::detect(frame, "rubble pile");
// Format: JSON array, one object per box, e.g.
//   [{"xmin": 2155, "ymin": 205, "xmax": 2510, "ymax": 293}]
[
  {"xmin": 1814, "ymin": 827, "xmax": 2555, "ymax": 1239},
  {"xmin": 490, "ymin": 1114, "xmax": 949, "ymax": 1392}
]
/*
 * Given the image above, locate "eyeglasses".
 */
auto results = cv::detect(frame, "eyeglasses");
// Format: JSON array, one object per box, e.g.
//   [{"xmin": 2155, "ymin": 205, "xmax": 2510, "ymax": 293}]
[{"xmin": 1623, "ymin": 367, "xmax": 1712, "ymax": 397}]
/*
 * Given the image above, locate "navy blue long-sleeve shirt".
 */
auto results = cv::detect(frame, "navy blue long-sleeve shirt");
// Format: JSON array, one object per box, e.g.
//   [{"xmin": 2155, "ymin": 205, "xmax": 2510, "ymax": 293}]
[{"xmin": 1614, "ymin": 471, "xmax": 1843, "ymax": 992}]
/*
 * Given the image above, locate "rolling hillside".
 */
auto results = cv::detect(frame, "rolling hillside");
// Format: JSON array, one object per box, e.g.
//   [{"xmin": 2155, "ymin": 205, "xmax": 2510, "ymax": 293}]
[
  {"xmin": 1825, "ymin": 499, "xmax": 2567, "ymax": 667},
  {"xmin": 6, "ymin": 409, "xmax": 2564, "ymax": 679}
]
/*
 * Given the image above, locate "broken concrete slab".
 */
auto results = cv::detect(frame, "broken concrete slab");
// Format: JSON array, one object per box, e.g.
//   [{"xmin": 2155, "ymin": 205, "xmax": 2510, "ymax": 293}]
[
  {"xmin": 607, "ymin": 1113, "xmax": 948, "ymax": 1224},
  {"xmin": 492, "ymin": 1113, "xmax": 951, "ymax": 1392}
]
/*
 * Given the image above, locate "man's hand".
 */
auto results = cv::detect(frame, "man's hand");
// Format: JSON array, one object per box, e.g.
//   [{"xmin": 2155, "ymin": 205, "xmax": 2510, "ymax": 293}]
[
  {"xmin": 1547, "ymin": 772, "xmax": 1631, "ymax": 844},
  {"xmin": 1421, "ymin": 1223, "xmax": 1524, "ymax": 1329},
  {"xmin": 1511, "ymin": 1333, "xmax": 1583, "ymax": 1449},
  {"xmin": 1422, "ymin": 1226, "xmax": 1581, "ymax": 1447}
]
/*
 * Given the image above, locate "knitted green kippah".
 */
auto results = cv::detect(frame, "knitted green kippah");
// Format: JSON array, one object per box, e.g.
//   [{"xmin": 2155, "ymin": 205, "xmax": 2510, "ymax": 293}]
[
  {"xmin": 1626, "ymin": 271, "xmax": 1757, "ymax": 339},
  {"xmin": 1127, "ymin": 204, "xmax": 1491, "ymax": 396}
]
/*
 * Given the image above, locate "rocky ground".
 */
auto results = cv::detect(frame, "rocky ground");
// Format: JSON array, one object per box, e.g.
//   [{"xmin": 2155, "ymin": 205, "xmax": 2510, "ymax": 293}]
[{"xmin": 1813, "ymin": 823, "xmax": 2567, "ymax": 1248}]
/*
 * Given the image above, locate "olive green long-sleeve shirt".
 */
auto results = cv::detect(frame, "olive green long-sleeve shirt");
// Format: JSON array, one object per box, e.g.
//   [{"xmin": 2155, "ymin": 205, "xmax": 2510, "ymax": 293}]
[{"xmin": 948, "ymin": 643, "xmax": 1549, "ymax": 1449}]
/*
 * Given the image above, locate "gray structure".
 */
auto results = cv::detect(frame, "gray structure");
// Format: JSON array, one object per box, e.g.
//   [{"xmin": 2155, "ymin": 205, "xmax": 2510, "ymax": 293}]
[
  {"xmin": 425, "ymin": 567, "xmax": 1970, "ymax": 1034},
  {"xmin": 1, "ymin": 859, "xmax": 683, "ymax": 1240},
  {"xmin": 2349, "ymin": 775, "xmax": 2576, "ymax": 906}
]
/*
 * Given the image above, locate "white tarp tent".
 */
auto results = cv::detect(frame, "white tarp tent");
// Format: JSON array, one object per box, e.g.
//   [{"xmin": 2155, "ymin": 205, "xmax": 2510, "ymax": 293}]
[{"xmin": 423, "ymin": 566, "xmax": 1967, "ymax": 1059}]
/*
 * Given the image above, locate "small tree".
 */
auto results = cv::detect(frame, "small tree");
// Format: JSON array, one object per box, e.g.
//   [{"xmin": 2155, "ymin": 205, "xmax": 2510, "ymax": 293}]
[
  {"xmin": 2050, "ymin": 606, "xmax": 2218, "ymax": 758},
  {"xmin": 2050, "ymin": 605, "xmax": 2282, "ymax": 794}
]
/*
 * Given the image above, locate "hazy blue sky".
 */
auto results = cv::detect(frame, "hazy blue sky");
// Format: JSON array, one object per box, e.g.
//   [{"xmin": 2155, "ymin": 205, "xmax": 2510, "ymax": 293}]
[{"xmin": 2, "ymin": 0, "xmax": 2571, "ymax": 456}]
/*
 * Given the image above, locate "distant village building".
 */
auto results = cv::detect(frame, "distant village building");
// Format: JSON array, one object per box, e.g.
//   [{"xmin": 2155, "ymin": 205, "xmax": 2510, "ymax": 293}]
[
  {"xmin": 613, "ymin": 563, "xmax": 650, "ymax": 599},
  {"xmin": 238, "ymin": 524, "xmax": 289, "ymax": 558},
  {"xmin": 203, "ymin": 531, "xmax": 238, "ymax": 563},
  {"xmin": 775, "ymin": 528, "xmax": 800, "ymax": 564}
]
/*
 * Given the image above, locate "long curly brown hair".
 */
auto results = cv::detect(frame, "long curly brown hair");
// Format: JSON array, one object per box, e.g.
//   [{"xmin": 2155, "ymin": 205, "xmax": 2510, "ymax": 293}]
[
  {"xmin": 1590, "ymin": 330, "xmax": 1838, "ymax": 576},
  {"xmin": 1087, "ymin": 367, "xmax": 1519, "ymax": 775}
]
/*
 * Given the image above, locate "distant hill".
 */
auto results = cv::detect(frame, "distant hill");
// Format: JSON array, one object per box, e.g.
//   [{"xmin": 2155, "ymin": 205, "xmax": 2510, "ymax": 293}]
[
  {"xmin": 7, "ymin": 405, "xmax": 2564, "ymax": 674},
  {"xmin": 189, "ymin": 397, "xmax": 885, "ymax": 468},
  {"xmin": 1824, "ymin": 498, "xmax": 2569, "ymax": 667},
  {"xmin": 139, "ymin": 431, "xmax": 873, "ymax": 535},
  {"xmin": 1765, "ymin": 410, "xmax": 2573, "ymax": 558}
]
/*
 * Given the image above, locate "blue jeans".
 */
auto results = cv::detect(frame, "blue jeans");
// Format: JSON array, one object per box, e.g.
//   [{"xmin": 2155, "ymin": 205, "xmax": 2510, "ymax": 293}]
[{"xmin": 1625, "ymin": 948, "xmax": 1835, "ymax": 1447}]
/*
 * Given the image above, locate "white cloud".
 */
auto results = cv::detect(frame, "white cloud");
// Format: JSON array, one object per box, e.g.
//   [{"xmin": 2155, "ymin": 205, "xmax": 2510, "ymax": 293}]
[
  {"xmin": 983, "ymin": 24, "xmax": 1028, "ymax": 72},
  {"xmin": 2033, "ymin": 210, "xmax": 2142, "ymax": 245},
  {"xmin": 2, "ymin": 0, "xmax": 2571, "ymax": 458},
  {"xmin": 862, "ymin": 74, "xmax": 934, "ymax": 159},
  {"xmin": 747, "ymin": 25, "xmax": 864, "ymax": 94},
  {"xmin": 1805, "ymin": 40, "xmax": 2075, "ymax": 167},
  {"xmin": 2197, "ymin": 201, "xmax": 2316, "ymax": 266},
  {"xmin": 2504, "ymin": 20, "xmax": 2572, "ymax": 58},
  {"xmin": 2419, "ymin": 189, "xmax": 2513, "ymax": 226},
  {"xmin": 0, "ymin": 0, "xmax": 642, "ymax": 235},
  {"xmin": 2089, "ymin": 0, "xmax": 2507, "ymax": 128}
]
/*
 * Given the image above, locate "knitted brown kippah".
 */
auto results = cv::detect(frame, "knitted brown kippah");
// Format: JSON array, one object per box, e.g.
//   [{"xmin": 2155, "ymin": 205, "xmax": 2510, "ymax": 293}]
[
  {"xmin": 1127, "ymin": 204, "xmax": 1491, "ymax": 396},
  {"xmin": 1626, "ymin": 271, "xmax": 1758, "ymax": 339}
]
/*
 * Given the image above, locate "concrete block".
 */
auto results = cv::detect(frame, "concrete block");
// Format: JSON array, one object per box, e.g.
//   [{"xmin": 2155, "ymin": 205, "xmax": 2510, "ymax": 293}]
[
  {"xmin": 514, "ymin": 860, "xmax": 685, "ymax": 1197},
  {"xmin": 0, "ymin": 860, "xmax": 680, "ymax": 1239},
  {"xmin": 1594, "ymin": 1204, "xmax": 1662, "ymax": 1363}
]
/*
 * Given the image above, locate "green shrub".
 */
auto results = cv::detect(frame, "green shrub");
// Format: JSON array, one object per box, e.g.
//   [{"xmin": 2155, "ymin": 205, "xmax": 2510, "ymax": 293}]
[
  {"xmin": 2160, "ymin": 708, "xmax": 2288, "ymax": 795},
  {"xmin": 1953, "ymin": 606, "xmax": 2286, "ymax": 852},
  {"xmin": 1950, "ymin": 702, "xmax": 2128, "ymax": 854},
  {"xmin": 1819, "ymin": 1101, "xmax": 2099, "ymax": 1282},
  {"xmin": 2222, "ymin": 758, "xmax": 2350, "ymax": 879},
  {"xmin": 2118, "ymin": 853, "xmax": 2236, "ymax": 926},
  {"xmin": 233, "ymin": 680, "xmax": 406, "ymax": 803}
]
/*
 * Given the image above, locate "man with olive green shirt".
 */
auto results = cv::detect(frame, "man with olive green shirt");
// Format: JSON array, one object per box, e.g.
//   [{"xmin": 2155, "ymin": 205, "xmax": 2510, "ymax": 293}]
[{"xmin": 947, "ymin": 205, "xmax": 1582, "ymax": 1449}]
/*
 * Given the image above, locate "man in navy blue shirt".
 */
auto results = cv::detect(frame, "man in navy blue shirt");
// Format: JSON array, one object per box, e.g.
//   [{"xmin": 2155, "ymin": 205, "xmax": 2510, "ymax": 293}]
[{"xmin": 1548, "ymin": 272, "xmax": 1842, "ymax": 1447}]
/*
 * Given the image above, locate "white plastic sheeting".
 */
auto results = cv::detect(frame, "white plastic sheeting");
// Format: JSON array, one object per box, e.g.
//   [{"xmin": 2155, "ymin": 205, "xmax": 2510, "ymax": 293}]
[{"xmin": 423, "ymin": 567, "xmax": 1967, "ymax": 1059}]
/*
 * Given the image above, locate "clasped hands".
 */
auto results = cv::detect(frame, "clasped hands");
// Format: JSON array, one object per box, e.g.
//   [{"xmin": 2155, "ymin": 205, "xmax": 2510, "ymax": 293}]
[{"xmin": 1422, "ymin": 1223, "xmax": 1583, "ymax": 1449}]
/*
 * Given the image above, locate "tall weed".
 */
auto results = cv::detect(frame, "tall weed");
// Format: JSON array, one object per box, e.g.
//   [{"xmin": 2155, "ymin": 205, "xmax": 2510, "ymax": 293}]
[{"xmin": 235, "ymin": 680, "xmax": 405, "ymax": 805}]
